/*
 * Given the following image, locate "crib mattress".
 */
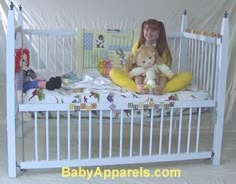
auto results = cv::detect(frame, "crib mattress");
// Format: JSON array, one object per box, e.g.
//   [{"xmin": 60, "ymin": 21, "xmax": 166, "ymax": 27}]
[{"xmin": 23, "ymin": 73, "xmax": 209, "ymax": 110}]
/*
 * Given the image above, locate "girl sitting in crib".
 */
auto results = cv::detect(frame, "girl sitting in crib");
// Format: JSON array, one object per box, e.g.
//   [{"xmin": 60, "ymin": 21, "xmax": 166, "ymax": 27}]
[
  {"xmin": 15, "ymin": 48, "xmax": 62, "ymax": 93},
  {"xmin": 109, "ymin": 19, "xmax": 192, "ymax": 94}
]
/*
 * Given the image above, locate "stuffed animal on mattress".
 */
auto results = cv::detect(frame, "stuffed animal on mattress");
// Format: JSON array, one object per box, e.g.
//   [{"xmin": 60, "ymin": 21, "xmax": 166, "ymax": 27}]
[
  {"xmin": 15, "ymin": 48, "xmax": 62, "ymax": 93},
  {"xmin": 126, "ymin": 45, "xmax": 175, "ymax": 89},
  {"xmin": 110, "ymin": 46, "xmax": 192, "ymax": 94}
]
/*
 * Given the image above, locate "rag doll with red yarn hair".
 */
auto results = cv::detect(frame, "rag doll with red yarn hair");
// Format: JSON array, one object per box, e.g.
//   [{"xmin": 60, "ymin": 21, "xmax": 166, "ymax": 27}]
[{"xmin": 15, "ymin": 48, "xmax": 62, "ymax": 92}]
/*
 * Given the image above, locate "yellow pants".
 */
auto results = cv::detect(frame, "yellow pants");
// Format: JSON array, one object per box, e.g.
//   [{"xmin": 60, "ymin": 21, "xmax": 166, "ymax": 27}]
[{"xmin": 109, "ymin": 68, "xmax": 192, "ymax": 94}]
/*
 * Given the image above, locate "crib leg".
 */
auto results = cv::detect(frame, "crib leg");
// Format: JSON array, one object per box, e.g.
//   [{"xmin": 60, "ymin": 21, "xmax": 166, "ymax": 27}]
[{"xmin": 212, "ymin": 109, "xmax": 224, "ymax": 165}]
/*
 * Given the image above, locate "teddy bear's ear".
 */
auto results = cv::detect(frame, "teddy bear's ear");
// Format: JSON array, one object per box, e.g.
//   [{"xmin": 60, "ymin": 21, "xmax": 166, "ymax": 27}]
[
  {"xmin": 139, "ymin": 44, "xmax": 145, "ymax": 49},
  {"xmin": 155, "ymin": 51, "xmax": 163, "ymax": 65},
  {"xmin": 124, "ymin": 53, "xmax": 137, "ymax": 74}
]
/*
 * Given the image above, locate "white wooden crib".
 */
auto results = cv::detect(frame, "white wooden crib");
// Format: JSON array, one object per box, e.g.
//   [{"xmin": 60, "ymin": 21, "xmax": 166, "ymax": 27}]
[{"xmin": 6, "ymin": 2, "xmax": 229, "ymax": 177}]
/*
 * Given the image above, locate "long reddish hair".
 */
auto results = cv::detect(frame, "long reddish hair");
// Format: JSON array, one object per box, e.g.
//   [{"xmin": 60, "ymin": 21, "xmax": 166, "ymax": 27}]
[
  {"xmin": 138, "ymin": 19, "xmax": 172, "ymax": 65},
  {"xmin": 15, "ymin": 48, "xmax": 30, "ymax": 73}
]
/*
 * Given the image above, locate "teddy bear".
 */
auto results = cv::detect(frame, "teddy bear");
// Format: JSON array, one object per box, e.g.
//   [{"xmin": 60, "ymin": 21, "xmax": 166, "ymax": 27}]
[
  {"xmin": 124, "ymin": 45, "xmax": 175, "ymax": 89},
  {"xmin": 15, "ymin": 48, "xmax": 62, "ymax": 93}
]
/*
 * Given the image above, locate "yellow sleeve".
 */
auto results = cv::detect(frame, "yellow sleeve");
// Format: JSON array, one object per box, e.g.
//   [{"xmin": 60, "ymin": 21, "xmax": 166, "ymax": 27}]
[
  {"xmin": 131, "ymin": 41, "xmax": 139, "ymax": 54},
  {"xmin": 161, "ymin": 50, "xmax": 172, "ymax": 66}
]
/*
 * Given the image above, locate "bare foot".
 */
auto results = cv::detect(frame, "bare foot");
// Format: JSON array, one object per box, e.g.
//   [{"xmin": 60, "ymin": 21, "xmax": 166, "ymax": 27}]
[
  {"xmin": 153, "ymin": 86, "xmax": 163, "ymax": 95},
  {"xmin": 137, "ymin": 84, "xmax": 149, "ymax": 94}
]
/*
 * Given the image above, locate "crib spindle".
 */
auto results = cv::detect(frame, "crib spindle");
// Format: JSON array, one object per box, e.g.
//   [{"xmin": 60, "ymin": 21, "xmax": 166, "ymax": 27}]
[
  {"xmin": 46, "ymin": 111, "xmax": 49, "ymax": 161},
  {"xmin": 62, "ymin": 36, "xmax": 65, "ymax": 72},
  {"xmin": 186, "ymin": 108, "xmax": 193, "ymax": 153},
  {"xmin": 99, "ymin": 111, "xmax": 103, "ymax": 159},
  {"xmin": 196, "ymin": 108, "xmax": 202, "ymax": 152},
  {"xmin": 119, "ymin": 110, "xmax": 124, "ymax": 158},
  {"xmin": 199, "ymin": 41, "xmax": 204, "ymax": 88},
  {"xmin": 177, "ymin": 109, "xmax": 183, "ymax": 154},
  {"xmin": 53, "ymin": 36, "xmax": 57, "ymax": 73},
  {"xmin": 70, "ymin": 36, "xmax": 74, "ymax": 70},
  {"xmin": 196, "ymin": 40, "xmax": 200, "ymax": 86},
  {"xmin": 168, "ymin": 109, "xmax": 174, "ymax": 155},
  {"xmin": 149, "ymin": 108, "xmax": 154, "ymax": 156},
  {"xmin": 210, "ymin": 44, "xmax": 216, "ymax": 96},
  {"xmin": 37, "ymin": 35, "xmax": 41, "ymax": 69},
  {"xmin": 78, "ymin": 111, "xmax": 82, "ymax": 160},
  {"xmin": 129, "ymin": 110, "xmax": 134, "ymax": 157},
  {"xmin": 34, "ymin": 112, "xmax": 38, "ymax": 161},
  {"xmin": 56, "ymin": 111, "xmax": 60, "ymax": 160},
  {"xmin": 203, "ymin": 43, "xmax": 208, "ymax": 90},
  {"xmin": 67, "ymin": 111, "xmax": 71, "ymax": 160},
  {"xmin": 139, "ymin": 109, "xmax": 144, "ymax": 156},
  {"xmin": 45, "ymin": 36, "xmax": 48, "ymax": 69},
  {"xmin": 88, "ymin": 111, "xmax": 92, "ymax": 159},
  {"xmin": 109, "ymin": 111, "xmax": 113, "ymax": 158},
  {"xmin": 159, "ymin": 109, "xmax": 164, "ymax": 155}
]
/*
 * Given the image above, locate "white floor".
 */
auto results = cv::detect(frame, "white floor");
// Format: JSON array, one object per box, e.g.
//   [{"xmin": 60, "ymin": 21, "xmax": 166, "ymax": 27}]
[{"xmin": 0, "ymin": 119, "xmax": 236, "ymax": 184}]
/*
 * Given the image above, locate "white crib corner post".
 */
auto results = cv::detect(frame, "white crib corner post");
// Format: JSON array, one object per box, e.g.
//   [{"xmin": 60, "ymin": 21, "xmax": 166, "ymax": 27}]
[
  {"xmin": 15, "ymin": 4, "xmax": 23, "ymax": 49},
  {"xmin": 180, "ymin": 9, "xmax": 188, "ymax": 32},
  {"xmin": 17, "ymin": 5, "xmax": 23, "ymax": 27},
  {"xmin": 212, "ymin": 11, "xmax": 229, "ymax": 165},
  {"xmin": 6, "ymin": 2, "xmax": 17, "ymax": 178},
  {"xmin": 178, "ymin": 9, "xmax": 188, "ymax": 72}
]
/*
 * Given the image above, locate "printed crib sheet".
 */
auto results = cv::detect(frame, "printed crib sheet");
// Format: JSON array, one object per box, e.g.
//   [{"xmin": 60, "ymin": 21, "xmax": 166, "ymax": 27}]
[{"xmin": 23, "ymin": 73, "xmax": 209, "ymax": 109}]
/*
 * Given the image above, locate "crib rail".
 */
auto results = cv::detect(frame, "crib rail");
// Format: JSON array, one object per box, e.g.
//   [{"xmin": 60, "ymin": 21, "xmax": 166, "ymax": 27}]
[
  {"xmin": 18, "ymin": 104, "xmax": 213, "ymax": 170},
  {"xmin": 168, "ymin": 32, "xmax": 221, "ymax": 100},
  {"xmin": 18, "ymin": 28, "xmax": 76, "ymax": 75}
]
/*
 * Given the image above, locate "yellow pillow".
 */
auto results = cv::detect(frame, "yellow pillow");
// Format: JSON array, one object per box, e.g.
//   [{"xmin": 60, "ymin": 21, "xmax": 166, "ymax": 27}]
[
  {"xmin": 161, "ymin": 72, "xmax": 192, "ymax": 93},
  {"xmin": 109, "ymin": 68, "xmax": 192, "ymax": 94}
]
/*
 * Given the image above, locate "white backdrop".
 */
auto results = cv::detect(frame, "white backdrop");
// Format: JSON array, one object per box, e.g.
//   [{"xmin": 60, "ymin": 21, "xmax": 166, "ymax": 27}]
[{"xmin": 0, "ymin": 0, "xmax": 236, "ymax": 124}]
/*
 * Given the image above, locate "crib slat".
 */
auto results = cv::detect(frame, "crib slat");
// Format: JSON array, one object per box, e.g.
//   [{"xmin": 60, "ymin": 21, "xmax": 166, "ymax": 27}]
[
  {"xmin": 62, "ymin": 36, "xmax": 65, "ymax": 73},
  {"xmin": 187, "ymin": 108, "xmax": 193, "ymax": 153},
  {"xmin": 149, "ymin": 109, "xmax": 154, "ymax": 156},
  {"xmin": 214, "ymin": 45, "xmax": 220, "ymax": 100},
  {"xmin": 46, "ymin": 111, "xmax": 49, "ymax": 161},
  {"xmin": 88, "ymin": 111, "xmax": 92, "ymax": 159},
  {"xmin": 199, "ymin": 41, "xmax": 204, "ymax": 88},
  {"xmin": 54, "ymin": 36, "xmax": 57, "ymax": 73},
  {"xmin": 207, "ymin": 44, "xmax": 212, "ymax": 92},
  {"xmin": 37, "ymin": 35, "xmax": 41, "ymax": 69},
  {"xmin": 177, "ymin": 109, "xmax": 183, "ymax": 154},
  {"xmin": 203, "ymin": 43, "xmax": 208, "ymax": 90},
  {"xmin": 191, "ymin": 39, "xmax": 194, "ymax": 75},
  {"xmin": 129, "ymin": 110, "xmax": 134, "ymax": 157},
  {"xmin": 159, "ymin": 109, "xmax": 164, "ymax": 155},
  {"xmin": 67, "ymin": 111, "xmax": 71, "ymax": 160},
  {"xmin": 168, "ymin": 109, "xmax": 174, "ymax": 155},
  {"xmin": 119, "ymin": 110, "xmax": 124, "ymax": 158},
  {"xmin": 34, "ymin": 112, "xmax": 38, "ymax": 161},
  {"xmin": 139, "ymin": 109, "xmax": 144, "ymax": 156},
  {"xmin": 29, "ymin": 34, "xmax": 32, "ymax": 68},
  {"xmin": 45, "ymin": 36, "xmax": 48, "ymax": 69},
  {"xmin": 56, "ymin": 111, "xmax": 60, "ymax": 160},
  {"xmin": 99, "ymin": 111, "xmax": 103, "ymax": 159},
  {"xmin": 210, "ymin": 44, "xmax": 216, "ymax": 96},
  {"xmin": 70, "ymin": 36, "xmax": 74, "ymax": 70},
  {"xmin": 196, "ymin": 40, "xmax": 200, "ymax": 86},
  {"xmin": 78, "ymin": 111, "xmax": 81, "ymax": 160},
  {"xmin": 109, "ymin": 111, "xmax": 113, "ymax": 158},
  {"xmin": 186, "ymin": 39, "xmax": 191, "ymax": 72},
  {"xmin": 193, "ymin": 40, "xmax": 198, "ymax": 85},
  {"xmin": 196, "ymin": 108, "xmax": 202, "ymax": 152}
]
